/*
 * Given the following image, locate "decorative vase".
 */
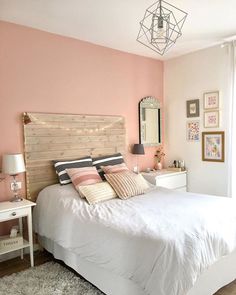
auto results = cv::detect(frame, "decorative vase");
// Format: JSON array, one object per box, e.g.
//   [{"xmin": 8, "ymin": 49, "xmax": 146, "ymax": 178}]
[
  {"xmin": 156, "ymin": 162, "xmax": 162, "ymax": 170},
  {"xmin": 155, "ymin": 161, "xmax": 162, "ymax": 170}
]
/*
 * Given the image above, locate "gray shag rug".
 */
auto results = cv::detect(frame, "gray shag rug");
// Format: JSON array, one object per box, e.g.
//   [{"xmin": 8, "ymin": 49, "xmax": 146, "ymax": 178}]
[{"xmin": 0, "ymin": 262, "xmax": 104, "ymax": 295}]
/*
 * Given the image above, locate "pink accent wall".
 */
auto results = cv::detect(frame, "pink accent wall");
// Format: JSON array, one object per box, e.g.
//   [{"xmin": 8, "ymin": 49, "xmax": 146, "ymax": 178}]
[{"xmin": 0, "ymin": 21, "xmax": 163, "ymax": 233}]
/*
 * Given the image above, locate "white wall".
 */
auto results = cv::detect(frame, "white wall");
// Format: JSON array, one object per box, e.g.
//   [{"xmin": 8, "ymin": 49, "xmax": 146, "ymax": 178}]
[{"xmin": 164, "ymin": 45, "xmax": 231, "ymax": 196}]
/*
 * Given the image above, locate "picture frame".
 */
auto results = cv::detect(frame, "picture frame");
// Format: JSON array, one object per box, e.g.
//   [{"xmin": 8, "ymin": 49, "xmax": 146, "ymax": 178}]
[
  {"xmin": 204, "ymin": 111, "xmax": 219, "ymax": 128},
  {"xmin": 202, "ymin": 131, "xmax": 224, "ymax": 162},
  {"xmin": 186, "ymin": 120, "xmax": 200, "ymax": 141},
  {"xmin": 203, "ymin": 91, "xmax": 219, "ymax": 109},
  {"xmin": 186, "ymin": 99, "xmax": 200, "ymax": 118}
]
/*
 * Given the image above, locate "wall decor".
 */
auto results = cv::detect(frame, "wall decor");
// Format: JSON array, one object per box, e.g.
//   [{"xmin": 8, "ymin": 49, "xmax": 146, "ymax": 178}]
[
  {"xmin": 186, "ymin": 120, "xmax": 200, "ymax": 141},
  {"xmin": 139, "ymin": 96, "xmax": 161, "ymax": 146},
  {"xmin": 204, "ymin": 91, "xmax": 219, "ymax": 109},
  {"xmin": 204, "ymin": 111, "xmax": 219, "ymax": 128},
  {"xmin": 186, "ymin": 99, "xmax": 200, "ymax": 118},
  {"xmin": 202, "ymin": 131, "xmax": 224, "ymax": 162}
]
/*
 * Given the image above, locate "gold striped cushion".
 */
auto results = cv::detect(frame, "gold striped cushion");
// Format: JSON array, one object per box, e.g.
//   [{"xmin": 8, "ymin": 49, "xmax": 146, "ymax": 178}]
[
  {"xmin": 78, "ymin": 182, "xmax": 117, "ymax": 205},
  {"xmin": 105, "ymin": 171, "xmax": 149, "ymax": 199}
]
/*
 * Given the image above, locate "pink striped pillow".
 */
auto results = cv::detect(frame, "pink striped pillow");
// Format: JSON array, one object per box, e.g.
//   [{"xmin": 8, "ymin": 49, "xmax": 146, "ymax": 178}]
[
  {"xmin": 66, "ymin": 167, "xmax": 102, "ymax": 192},
  {"xmin": 101, "ymin": 163, "xmax": 129, "ymax": 174}
]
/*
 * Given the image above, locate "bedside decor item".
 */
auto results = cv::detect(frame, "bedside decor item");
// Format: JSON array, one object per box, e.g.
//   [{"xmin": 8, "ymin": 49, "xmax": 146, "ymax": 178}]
[
  {"xmin": 202, "ymin": 131, "xmax": 225, "ymax": 162},
  {"xmin": 154, "ymin": 146, "xmax": 165, "ymax": 170},
  {"xmin": 132, "ymin": 144, "xmax": 145, "ymax": 173},
  {"xmin": 2, "ymin": 154, "xmax": 26, "ymax": 202},
  {"xmin": 0, "ymin": 234, "xmax": 23, "ymax": 252},
  {"xmin": 167, "ymin": 167, "xmax": 182, "ymax": 172},
  {"xmin": 204, "ymin": 91, "xmax": 219, "ymax": 109},
  {"xmin": 10, "ymin": 227, "xmax": 18, "ymax": 238},
  {"xmin": 204, "ymin": 111, "xmax": 220, "ymax": 128},
  {"xmin": 186, "ymin": 99, "xmax": 200, "ymax": 118},
  {"xmin": 186, "ymin": 120, "xmax": 200, "ymax": 141},
  {"xmin": 137, "ymin": 0, "xmax": 188, "ymax": 55},
  {"xmin": 170, "ymin": 160, "xmax": 185, "ymax": 171}
]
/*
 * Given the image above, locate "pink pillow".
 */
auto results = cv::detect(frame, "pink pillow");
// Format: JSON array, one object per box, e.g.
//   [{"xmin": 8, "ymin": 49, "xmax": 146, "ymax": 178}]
[
  {"xmin": 66, "ymin": 167, "xmax": 102, "ymax": 190},
  {"xmin": 102, "ymin": 163, "xmax": 129, "ymax": 174}
]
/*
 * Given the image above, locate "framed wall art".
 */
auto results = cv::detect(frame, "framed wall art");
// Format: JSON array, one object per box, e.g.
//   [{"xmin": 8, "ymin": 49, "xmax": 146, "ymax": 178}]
[
  {"xmin": 204, "ymin": 111, "xmax": 219, "ymax": 128},
  {"xmin": 203, "ymin": 91, "xmax": 219, "ymax": 109},
  {"xmin": 186, "ymin": 99, "xmax": 200, "ymax": 118},
  {"xmin": 186, "ymin": 120, "xmax": 200, "ymax": 141},
  {"xmin": 202, "ymin": 131, "xmax": 224, "ymax": 162}
]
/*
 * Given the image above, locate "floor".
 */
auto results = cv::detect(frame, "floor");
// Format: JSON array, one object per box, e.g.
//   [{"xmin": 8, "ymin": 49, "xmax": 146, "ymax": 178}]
[{"xmin": 0, "ymin": 251, "xmax": 235, "ymax": 295}]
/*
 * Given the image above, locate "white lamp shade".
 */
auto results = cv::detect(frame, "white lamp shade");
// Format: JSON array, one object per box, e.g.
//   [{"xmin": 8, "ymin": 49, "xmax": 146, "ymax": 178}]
[{"xmin": 2, "ymin": 154, "xmax": 26, "ymax": 175}]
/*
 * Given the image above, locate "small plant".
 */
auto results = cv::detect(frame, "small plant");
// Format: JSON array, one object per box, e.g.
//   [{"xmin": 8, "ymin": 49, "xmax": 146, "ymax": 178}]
[{"xmin": 155, "ymin": 146, "xmax": 165, "ymax": 163}]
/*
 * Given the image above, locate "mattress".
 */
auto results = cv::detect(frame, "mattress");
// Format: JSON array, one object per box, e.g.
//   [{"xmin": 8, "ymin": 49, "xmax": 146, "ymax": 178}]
[{"xmin": 33, "ymin": 184, "xmax": 236, "ymax": 295}]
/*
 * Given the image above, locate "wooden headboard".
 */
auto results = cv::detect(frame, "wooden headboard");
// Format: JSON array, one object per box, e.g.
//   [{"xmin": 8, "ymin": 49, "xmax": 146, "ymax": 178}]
[{"xmin": 23, "ymin": 112, "xmax": 126, "ymax": 201}]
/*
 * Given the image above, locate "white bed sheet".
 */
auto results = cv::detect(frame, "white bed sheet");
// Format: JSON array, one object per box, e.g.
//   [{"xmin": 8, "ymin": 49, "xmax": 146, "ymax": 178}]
[{"xmin": 33, "ymin": 184, "xmax": 236, "ymax": 295}]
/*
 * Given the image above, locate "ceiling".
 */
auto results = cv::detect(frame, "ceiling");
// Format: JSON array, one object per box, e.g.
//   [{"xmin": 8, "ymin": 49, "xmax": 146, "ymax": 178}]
[{"xmin": 0, "ymin": 0, "xmax": 236, "ymax": 60}]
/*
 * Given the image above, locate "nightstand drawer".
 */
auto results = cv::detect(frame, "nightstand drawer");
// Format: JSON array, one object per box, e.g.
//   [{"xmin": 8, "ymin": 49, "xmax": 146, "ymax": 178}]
[
  {"xmin": 156, "ymin": 173, "xmax": 186, "ymax": 189},
  {"xmin": 0, "ymin": 207, "xmax": 29, "ymax": 222}
]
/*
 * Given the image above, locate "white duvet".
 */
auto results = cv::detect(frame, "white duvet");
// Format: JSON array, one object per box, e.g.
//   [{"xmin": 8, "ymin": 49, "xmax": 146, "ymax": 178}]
[{"xmin": 33, "ymin": 184, "xmax": 236, "ymax": 295}]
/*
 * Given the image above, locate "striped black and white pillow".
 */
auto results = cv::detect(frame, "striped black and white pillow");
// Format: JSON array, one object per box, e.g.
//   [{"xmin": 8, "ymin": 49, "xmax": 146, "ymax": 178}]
[
  {"xmin": 92, "ymin": 153, "xmax": 124, "ymax": 179},
  {"xmin": 53, "ymin": 156, "xmax": 92, "ymax": 185}
]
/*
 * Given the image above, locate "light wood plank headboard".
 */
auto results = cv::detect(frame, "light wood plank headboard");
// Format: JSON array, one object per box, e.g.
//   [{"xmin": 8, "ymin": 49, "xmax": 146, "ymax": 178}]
[{"xmin": 23, "ymin": 112, "xmax": 126, "ymax": 201}]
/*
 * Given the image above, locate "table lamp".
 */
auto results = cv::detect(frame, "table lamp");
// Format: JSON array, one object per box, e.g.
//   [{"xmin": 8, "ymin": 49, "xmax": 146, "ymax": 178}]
[
  {"xmin": 132, "ymin": 144, "xmax": 145, "ymax": 173},
  {"xmin": 2, "ymin": 154, "xmax": 26, "ymax": 202}
]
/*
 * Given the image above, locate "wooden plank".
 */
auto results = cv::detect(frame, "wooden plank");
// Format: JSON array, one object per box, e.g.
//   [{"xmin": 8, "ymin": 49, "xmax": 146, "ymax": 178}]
[
  {"xmin": 23, "ymin": 112, "xmax": 126, "ymax": 200},
  {"xmin": 25, "ymin": 134, "xmax": 126, "ymax": 145},
  {"xmin": 26, "ymin": 121, "xmax": 124, "ymax": 129},
  {"xmin": 27, "ymin": 180, "xmax": 58, "ymax": 201},
  {"xmin": 25, "ymin": 147, "xmax": 118, "ymax": 161},
  {"xmin": 25, "ymin": 141, "xmax": 125, "ymax": 152},
  {"xmin": 27, "ymin": 113, "xmax": 124, "ymax": 123},
  {"xmin": 24, "ymin": 128, "xmax": 125, "ymax": 137},
  {"xmin": 28, "ymin": 174, "xmax": 58, "ymax": 183}
]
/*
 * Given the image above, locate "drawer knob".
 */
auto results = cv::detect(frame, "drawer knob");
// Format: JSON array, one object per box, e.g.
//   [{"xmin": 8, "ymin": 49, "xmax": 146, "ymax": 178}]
[{"xmin": 11, "ymin": 212, "xmax": 16, "ymax": 216}]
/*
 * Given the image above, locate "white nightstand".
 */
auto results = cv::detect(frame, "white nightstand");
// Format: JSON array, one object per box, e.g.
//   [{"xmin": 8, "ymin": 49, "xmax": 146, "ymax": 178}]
[
  {"xmin": 0, "ymin": 199, "xmax": 36, "ymax": 266},
  {"xmin": 142, "ymin": 169, "xmax": 187, "ymax": 191}
]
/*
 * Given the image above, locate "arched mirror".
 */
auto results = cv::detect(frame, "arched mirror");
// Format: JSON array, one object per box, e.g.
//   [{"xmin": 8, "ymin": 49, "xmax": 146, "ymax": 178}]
[{"xmin": 139, "ymin": 96, "xmax": 161, "ymax": 146}]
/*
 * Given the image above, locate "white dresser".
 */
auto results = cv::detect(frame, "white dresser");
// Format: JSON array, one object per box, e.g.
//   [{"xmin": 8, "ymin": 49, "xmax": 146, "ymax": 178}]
[{"xmin": 142, "ymin": 169, "xmax": 187, "ymax": 192}]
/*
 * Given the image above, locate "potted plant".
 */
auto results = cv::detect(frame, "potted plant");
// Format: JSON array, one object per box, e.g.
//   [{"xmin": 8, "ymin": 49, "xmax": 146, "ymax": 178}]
[{"xmin": 154, "ymin": 146, "xmax": 165, "ymax": 170}]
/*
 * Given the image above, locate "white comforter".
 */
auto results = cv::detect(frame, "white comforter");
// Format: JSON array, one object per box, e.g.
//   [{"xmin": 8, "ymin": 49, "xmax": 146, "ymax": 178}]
[{"xmin": 33, "ymin": 184, "xmax": 236, "ymax": 295}]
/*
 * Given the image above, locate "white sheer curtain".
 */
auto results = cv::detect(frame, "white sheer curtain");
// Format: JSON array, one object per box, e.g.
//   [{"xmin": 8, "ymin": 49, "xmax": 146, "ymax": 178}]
[{"xmin": 228, "ymin": 40, "xmax": 236, "ymax": 198}]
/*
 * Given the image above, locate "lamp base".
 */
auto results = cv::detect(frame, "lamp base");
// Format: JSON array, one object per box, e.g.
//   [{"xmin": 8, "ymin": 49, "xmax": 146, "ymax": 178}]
[{"xmin": 10, "ymin": 196, "xmax": 23, "ymax": 202}]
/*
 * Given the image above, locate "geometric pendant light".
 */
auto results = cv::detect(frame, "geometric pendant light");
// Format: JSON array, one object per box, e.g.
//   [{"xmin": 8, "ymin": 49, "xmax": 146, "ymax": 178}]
[{"xmin": 137, "ymin": 0, "xmax": 188, "ymax": 55}]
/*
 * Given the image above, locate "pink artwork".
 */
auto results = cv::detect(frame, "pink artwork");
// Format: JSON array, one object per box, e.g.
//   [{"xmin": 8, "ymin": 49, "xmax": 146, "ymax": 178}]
[
  {"xmin": 204, "ymin": 91, "xmax": 219, "ymax": 109},
  {"xmin": 187, "ymin": 121, "xmax": 200, "ymax": 141},
  {"xmin": 204, "ymin": 111, "xmax": 219, "ymax": 128}
]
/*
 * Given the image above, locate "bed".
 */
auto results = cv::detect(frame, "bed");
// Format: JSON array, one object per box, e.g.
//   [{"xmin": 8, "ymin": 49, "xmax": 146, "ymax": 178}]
[
  {"xmin": 23, "ymin": 112, "xmax": 236, "ymax": 295},
  {"xmin": 33, "ymin": 184, "xmax": 236, "ymax": 295}
]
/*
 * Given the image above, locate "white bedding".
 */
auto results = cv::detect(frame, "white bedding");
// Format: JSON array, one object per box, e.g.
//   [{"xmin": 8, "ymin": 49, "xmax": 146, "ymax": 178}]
[{"xmin": 33, "ymin": 184, "xmax": 236, "ymax": 295}]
